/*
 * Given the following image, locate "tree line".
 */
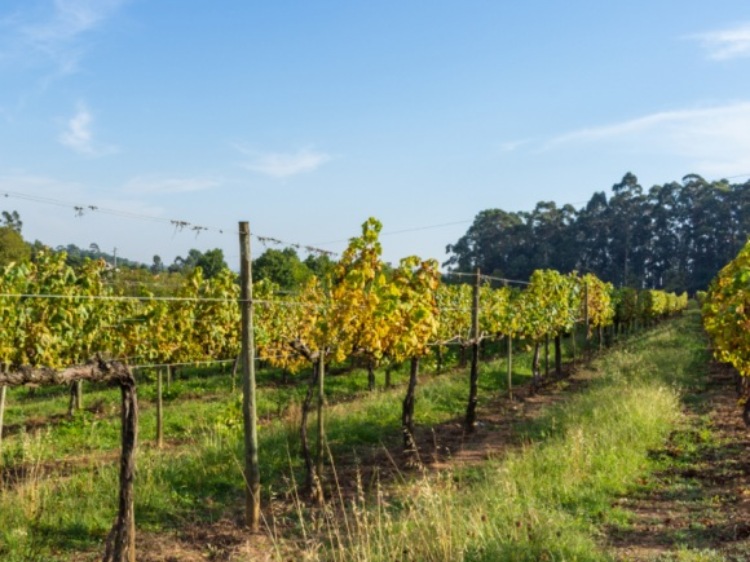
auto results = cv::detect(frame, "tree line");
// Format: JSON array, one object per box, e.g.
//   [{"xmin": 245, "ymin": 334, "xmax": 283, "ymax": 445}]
[{"xmin": 445, "ymin": 172, "xmax": 750, "ymax": 293}]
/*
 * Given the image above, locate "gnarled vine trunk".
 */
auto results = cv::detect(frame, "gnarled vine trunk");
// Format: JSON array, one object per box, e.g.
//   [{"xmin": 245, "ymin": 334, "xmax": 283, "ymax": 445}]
[
  {"xmin": 465, "ymin": 339, "xmax": 480, "ymax": 432},
  {"xmin": 531, "ymin": 343, "xmax": 541, "ymax": 391},
  {"xmin": 103, "ymin": 376, "xmax": 138, "ymax": 562},
  {"xmin": 367, "ymin": 360, "xmax": 375, "ymax": 391},
  {"xmin": 401, "ymin": 357, "xmax": 420, "ymax": 454},
  {"xmin": 0, "ymin": 360, "xmax": 140, "ymax": 562},
  {"xmin": 300, "ymin": 363, "xmax": 322, "ymax": 502}
]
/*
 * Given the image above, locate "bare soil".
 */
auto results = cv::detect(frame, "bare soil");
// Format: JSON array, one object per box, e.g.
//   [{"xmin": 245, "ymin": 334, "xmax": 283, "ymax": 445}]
[{"xmin": 607, "ymin": 362, "xmax": 750, "ymax": 561}]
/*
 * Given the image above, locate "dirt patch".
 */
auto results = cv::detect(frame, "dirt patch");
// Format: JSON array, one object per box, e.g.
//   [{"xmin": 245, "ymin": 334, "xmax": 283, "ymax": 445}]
[
  {"xmin": 606, "ymin": 362, "xmax": 750, "ymax": 561},
  {"xmin": 315, "ymin": 358, "xmax": 592, "ymax": 502},
  {"xmin": 135, "ymin": 519, "xmax": 280, "ymax": 562}
]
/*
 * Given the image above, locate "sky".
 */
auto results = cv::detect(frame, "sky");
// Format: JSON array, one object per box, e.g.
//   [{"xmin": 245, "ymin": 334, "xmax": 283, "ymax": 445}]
[{"xmin": 3, "ymin": 1, "xmax": 750, "ymax": 270}]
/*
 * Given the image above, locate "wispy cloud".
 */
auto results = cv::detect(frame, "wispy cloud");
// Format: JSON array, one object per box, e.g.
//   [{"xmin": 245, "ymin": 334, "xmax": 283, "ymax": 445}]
[
  {"xmin": 498, "ymin": 138, "xmax": 533, "ymax": 153},
  {"xmin": 236, "ymin": 146, "xmax": 334, "ymax": 178},
  {"xmin": 539, "ymin": 101, "xmax": 750, "ymax": 177},
  {"xmin": 690, "ymin": 22, "xmax": 750, "ymax": 61},
  {"xmin": 123, "ymin": 176, "xmax": 222, "ymax": 195},
  {"xmin": 58, "ymin": 102, "xmax": 116, "ymax": 156},
  {"xmin": 2, "ymin": 0, "xmax": 128, "ymax": 73}
]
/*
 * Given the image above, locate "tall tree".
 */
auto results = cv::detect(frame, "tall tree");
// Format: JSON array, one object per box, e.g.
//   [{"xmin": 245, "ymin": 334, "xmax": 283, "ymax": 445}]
[
  {"xmin": 1, "ymin": 210, "xmax": 22, "ymax": 233},
  {"xmin": 608, "ymin": 172, "xmax": 645, "ymax": 287},
  {"xmin": 444, "ymin": 209, "xmax": 524, "ymax": 276},
  {"xmin": 445, "ymin": 171, "xmax": 750, "ymax": 293},
  {"xmin": 575, "ymin": 191, "xmax": 610, "ymax": 275}
]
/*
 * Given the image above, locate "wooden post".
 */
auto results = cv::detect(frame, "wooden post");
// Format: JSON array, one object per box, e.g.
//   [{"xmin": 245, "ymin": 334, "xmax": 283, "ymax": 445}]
[
  {"xmin": 156, "ymin": 369, "xmax": 163, "ymax": 448},
  {"xmin": 465, "ymin": 268, "xmax": 481, "ymax": 432},
  {"xmin": 544, "ymin": 334, "xmax": 550, "ymax": 378},
  {"xmin": 239, "ymin": 221, "xmax": 260, "ymax": 531},
  {"xmin": 315, "ymin": 351, "xmax": 325, "ymax": 488}
]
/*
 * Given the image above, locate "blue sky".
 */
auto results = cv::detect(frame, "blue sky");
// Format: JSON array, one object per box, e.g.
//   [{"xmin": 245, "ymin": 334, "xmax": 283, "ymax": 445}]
[{"xmin": 2, "ymin": 1, "xmax": 750, "ymax": 269}]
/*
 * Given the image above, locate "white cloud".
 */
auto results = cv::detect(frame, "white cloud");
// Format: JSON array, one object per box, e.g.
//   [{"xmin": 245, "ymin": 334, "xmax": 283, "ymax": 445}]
[
  {"xmin": 236, "ymin": 146, "xmax": 334, "ymax": 178},
  {"xmin": 2, "ymin": 0, "xmax": 127, "ymax": 73},
  {"xmin": 123, "ymin": 176, "xmax": 222, "ymax": 195},
  {"xmin": 540, "ymin": 101, "xmax": 750, "ymax": 177},
  {"xmin": 498, "ymin": 138, "xmax": 533, "ymax": 152},
  {"xmin": 691, "ymin": 23, "xmax": 750, "ymax": 61},
  {"xmin": 58, "ymin": 103, "xmax": 116, "ymax": 156}
]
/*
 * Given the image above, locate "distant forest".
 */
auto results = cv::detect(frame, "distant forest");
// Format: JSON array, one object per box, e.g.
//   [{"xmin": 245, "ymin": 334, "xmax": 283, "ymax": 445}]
[{"xmin": 444, "ymin": 173, "xmax": 750, "ymax": 293}]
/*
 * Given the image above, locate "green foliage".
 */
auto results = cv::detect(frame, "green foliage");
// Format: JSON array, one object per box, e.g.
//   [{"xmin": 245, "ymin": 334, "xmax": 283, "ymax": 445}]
[
  {"xmin": 253, "ymin": 247, "xmax": 314, "ymax": 290},
  {"xmin": 0, "ymin": 226, "xmax": 30, "ymax": 267},
  {"xmin": 446, "ymin": 172, "xmax": 750, "ymax": 293},
  {"xmin": 169, "ymin": 248, "xmax": 227, "ymax": 278}
]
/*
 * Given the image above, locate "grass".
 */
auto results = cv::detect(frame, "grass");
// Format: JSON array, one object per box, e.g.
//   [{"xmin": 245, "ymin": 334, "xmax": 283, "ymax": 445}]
[
  {"xmin": 309, "ymin": 310, "xmax": 711, "ymax": 561},
  {"xmin": 0, "ymin": 333, "xmax": 559, "ymax": 560}
]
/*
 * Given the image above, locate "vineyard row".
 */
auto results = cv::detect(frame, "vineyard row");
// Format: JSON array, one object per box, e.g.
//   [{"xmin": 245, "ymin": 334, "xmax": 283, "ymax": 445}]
[{"xmin": 0, "ymin": 218, "xmax": 689, "ymax": 561}]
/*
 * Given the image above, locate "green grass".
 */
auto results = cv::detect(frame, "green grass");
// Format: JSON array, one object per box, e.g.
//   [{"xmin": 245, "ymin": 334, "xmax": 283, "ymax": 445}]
[
  {"xmin": 0, "ymin": 332, "xmax": 563, "ymax": 560},
  {"xmin": 314, "ymin": 311, "xmax": 710, "ymax": 562}
]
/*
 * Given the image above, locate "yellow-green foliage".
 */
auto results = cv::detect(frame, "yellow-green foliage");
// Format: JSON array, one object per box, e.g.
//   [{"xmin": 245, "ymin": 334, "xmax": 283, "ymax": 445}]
[{"xmin": 703, "ymin": 240, "xmax": 750, "ymax": 377}]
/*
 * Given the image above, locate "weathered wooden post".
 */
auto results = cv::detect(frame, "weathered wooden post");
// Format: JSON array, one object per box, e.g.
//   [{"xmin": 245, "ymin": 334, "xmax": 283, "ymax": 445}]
[
  {"xmin": 239, "ymin": 221, "xmax": 261, "ymax": 531},
  {"xmin": 465, "ymin": 268, "xmax": 481, "ymax": 432}
]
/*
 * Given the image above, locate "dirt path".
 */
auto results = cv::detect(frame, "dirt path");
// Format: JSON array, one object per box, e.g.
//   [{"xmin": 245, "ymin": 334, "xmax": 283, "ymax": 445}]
[{"xmin": 607, "ymin": 363, "xmax": 750, "ymax": 561}]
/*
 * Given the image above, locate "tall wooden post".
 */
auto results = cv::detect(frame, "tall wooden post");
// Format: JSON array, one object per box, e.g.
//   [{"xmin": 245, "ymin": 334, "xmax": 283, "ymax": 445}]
[
  {"xmin": 239, "ymin": 221, "xmax": 260, "ymax": 531},
  {"xmin": 465, "ymin": 268, "xmax": 481, "ymax": 432}
]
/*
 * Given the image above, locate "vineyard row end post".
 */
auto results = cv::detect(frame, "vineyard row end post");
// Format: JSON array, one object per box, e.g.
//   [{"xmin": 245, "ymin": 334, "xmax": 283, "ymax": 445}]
[{"xmin": 239, "ymin": 221, "xmax": 261, "ymax": 531}]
